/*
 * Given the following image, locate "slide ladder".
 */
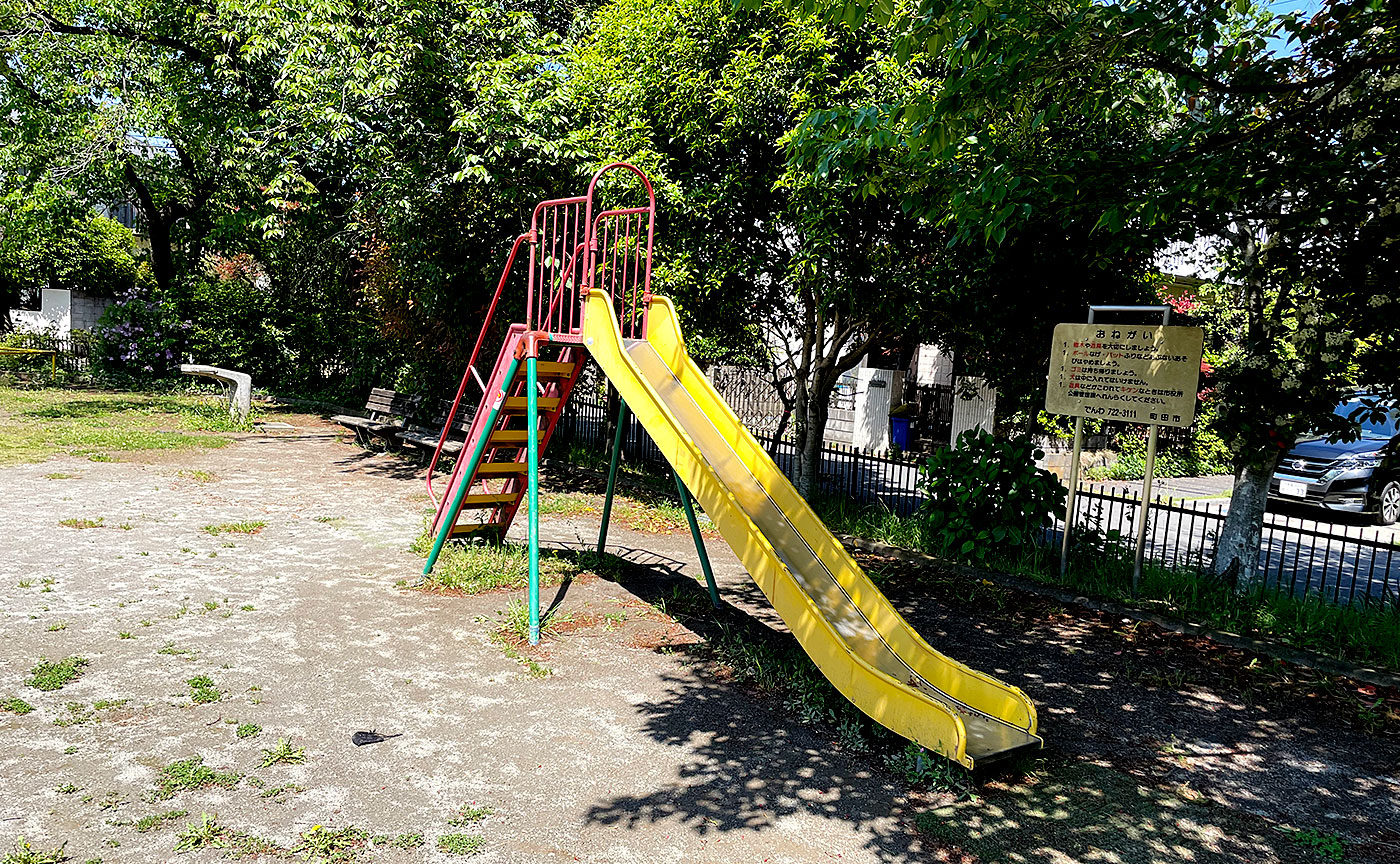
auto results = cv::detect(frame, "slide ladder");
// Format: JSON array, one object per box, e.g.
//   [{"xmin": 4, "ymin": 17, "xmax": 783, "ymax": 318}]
[{"xmin": 421, "ymin": 164, "xmax": 1042, "ymax": 769}]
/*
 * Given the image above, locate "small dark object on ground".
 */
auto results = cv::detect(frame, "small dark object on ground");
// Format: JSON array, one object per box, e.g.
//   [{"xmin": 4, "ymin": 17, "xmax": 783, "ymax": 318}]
[{"xmin": 352, "ymin": 730, "xmax": 403, "ymax": 746}]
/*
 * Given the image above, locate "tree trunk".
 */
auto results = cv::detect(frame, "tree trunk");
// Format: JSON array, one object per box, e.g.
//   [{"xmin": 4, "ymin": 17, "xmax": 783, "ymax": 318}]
[
  {"xmin": 144, "ymin": 211, "xmax": 177, "ymax": 293},
  {"xmin": 795, "ymin": 391, "xmax": 830, "ymax": 499},
  {"xmin": 1212, "ymin": 452, "xmax": 1282, "ymax": 587}
]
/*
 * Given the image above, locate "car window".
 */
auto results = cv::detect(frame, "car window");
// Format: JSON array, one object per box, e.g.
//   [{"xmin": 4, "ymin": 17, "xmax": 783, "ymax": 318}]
[{"xmin": 1335, "ymin": 400, "xmax": 1400, "ymax": 439}]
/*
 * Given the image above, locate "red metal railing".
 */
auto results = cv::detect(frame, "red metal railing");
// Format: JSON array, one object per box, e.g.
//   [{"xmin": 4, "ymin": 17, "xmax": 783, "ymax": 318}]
[
  {"xmin": 526, "ymin": 162, "xmax": 656, "ymax": 340},
  {"xmin": 426, "ymin": 233, "xmax": 529, "ymax": 505},
  {"xmin": 582, "ymin": 164, "xmax": 656, "ymax": 341},
  {"xmin": 426, "ymin": 162, "xmax": 657, "ymax": 505}
]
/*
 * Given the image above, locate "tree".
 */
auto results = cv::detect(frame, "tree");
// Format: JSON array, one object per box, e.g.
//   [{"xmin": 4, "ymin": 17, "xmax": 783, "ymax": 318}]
[
  {"xmin": 570, "ymin": 0, "xmax": 943, "ymax": 494},
  {"xmin": 782, "ymin": 0, "xmax": 1400, "ymax": 579},
  {"xmin": 0, "ymin": 1, "xmax": 283, "ymax": 292},
  {"xmin": 0, "ymin": 183, "xmax": 143, "ymax": 330},
  {"xmin": 0, "ymin": 1, "xmax": 589, "ymax": 391}
]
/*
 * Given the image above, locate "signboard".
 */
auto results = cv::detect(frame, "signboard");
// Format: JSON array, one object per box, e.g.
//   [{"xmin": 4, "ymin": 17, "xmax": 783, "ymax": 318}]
[{"xmin": 1046, "ymin": 323, "xmax": 1204, "ymax": 427}]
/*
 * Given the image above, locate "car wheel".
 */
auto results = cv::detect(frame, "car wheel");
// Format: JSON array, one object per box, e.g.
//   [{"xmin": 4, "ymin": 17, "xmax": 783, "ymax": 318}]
[{"xmin": 1377, "ymin": 481, "xmax": 1400, "ymax": 526}]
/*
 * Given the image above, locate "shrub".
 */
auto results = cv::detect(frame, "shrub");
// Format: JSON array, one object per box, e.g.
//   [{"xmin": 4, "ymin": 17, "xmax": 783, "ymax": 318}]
[
  {"xmin": 1086, "ymin": 422, "xmax": 1232, "ymax": 481},
  {"xmin": 917, "ymin": 429, "xmax": 1065, "ymax": 565},
  {"xmin": 92, "ymin": 282, "xmax": 185, "ymax": 378}
]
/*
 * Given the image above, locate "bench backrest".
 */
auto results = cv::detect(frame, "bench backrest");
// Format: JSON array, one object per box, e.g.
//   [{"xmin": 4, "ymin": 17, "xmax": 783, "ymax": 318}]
[
  {"xmin": 437, "ymin": 400, "xmax": 477, "ymax": 435},
  {"xmin": 367, "ymin": 388, "xmax": 421, "ymax": 420}
]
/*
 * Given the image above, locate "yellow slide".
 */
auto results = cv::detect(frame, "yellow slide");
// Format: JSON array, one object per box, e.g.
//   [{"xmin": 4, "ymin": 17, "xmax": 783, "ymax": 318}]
[{"xmin": 582, "ymin": 290, "xmax": 1042, "ymax": 769}]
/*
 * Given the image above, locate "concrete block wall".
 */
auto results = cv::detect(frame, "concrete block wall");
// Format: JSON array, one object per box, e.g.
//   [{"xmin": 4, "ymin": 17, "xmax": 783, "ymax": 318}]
[
  {"xmin": 70, "ymin": 291, "xmax": 114, "ymax": 332},
  {"xmin": 7, "ymin": 289, "xmax": 113, "ymax": 336}
]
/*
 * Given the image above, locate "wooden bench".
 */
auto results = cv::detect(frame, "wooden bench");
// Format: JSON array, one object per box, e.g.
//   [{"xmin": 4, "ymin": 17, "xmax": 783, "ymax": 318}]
[
  {"xmin": 397, "ymin": 399, "xmax": 477, "ymax": 456},
  {"xmin": 331, "ymin": 388, "xmax": 422, "ymax": 445}
]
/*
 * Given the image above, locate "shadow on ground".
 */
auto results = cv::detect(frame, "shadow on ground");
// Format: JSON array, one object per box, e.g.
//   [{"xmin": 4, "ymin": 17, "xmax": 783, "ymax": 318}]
[{"xmin": 542, "ymin": 540, "xmax": 1328, "ymax": 863}]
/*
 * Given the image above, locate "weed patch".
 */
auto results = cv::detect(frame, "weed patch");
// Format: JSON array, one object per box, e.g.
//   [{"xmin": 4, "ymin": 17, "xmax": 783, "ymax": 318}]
[
  {"xmin": 133, "ymin": 809, "xmax": 188, "ymax": 833},
  {"xmin": 448, "ymin": 805, "xmax": 493, "ymax": 826},
  {"xmin": 2, "ymin": 837, "xmax": 67, "ymax": 864},
  {"xmin": 172, "ymin": 812, "xmax": 228, "ymax": 852},
  {"xmin": 186, "ymin": 675, "xmax": 221, "ymax": 704},
  {"xmin": 412, "ymin": 532, "xmax": 575, "ymax": 594},
  {"xmin": 149, "ymin": 756, "xmax": 241, "ymax": 801},
  {"xmin": 201, "ymin": 521, "xmax": 266, "ymax": 536},
  {"xmin": 291, "ymin": 825, "xmax": 368, "ymax": 861},
  {"xmin": 1, "ymin": 697, "xmax": 34, "ymax": 715},
  {"xmin": 259, "ymin": 737, "xmax": 306, "ymax": 767},
  {"xmin": 436, "ymin": 833, "xmax": 485, "ymax": 856},
  {"xmin": 52, "ymin": 702, "xmax": 93, "ymax": 728},
  {"xmin": 1278, "ymin": 826, "xmax": 1346, "ymax": 861},
  {"xmin": 58, "ymin": 517, "xmax": 103, "ymax": 530},
  {"xmin": 235, "ymin": 721, "xmax": 261, "ymax": 739},
  {"xmin": 26, "ymin": 657, "xmax": 88, "ymax": 691}
]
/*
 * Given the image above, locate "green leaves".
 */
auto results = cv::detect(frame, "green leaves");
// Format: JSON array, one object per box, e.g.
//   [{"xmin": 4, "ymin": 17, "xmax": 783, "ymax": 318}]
[{"xmin": 917, "ymin": 429, "xmax": 1066, "ymax": 567}]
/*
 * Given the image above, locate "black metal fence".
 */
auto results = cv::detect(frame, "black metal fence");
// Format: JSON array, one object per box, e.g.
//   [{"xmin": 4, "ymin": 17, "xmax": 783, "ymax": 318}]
[
  {"xmin": 0, "ymin": 332, "xmax": 94, "ymax": 373},
  {"xmin": 1063, "ymin": 484, "xmax": 1400, "ymax": 605},
  {"xmin": 552, "ymin": 365, "xmax": 1400, "ymax": 607},
  {"xmin": 554, "ymin": 373, "xmax": 929, "ymax": 516}
]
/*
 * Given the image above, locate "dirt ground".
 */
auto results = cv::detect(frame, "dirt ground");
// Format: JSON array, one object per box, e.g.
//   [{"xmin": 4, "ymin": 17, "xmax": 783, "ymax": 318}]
[{"xmin": 2, "ymin": 415, "xmax": 1397, "ymax": 863}]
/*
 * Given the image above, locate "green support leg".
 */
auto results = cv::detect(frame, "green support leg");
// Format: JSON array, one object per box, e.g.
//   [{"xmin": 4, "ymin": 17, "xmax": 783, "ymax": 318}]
[
  {"xmin": 526, "ymin": 352, "xmax": 541, "ymax": 646},
  {"xmin": 597, "ymin": 398, "xmax": 628, "ymax": 554},
  {"xmin": 424, "ymin": 356, "xmax": 521, "ymax": 575},
  {"xmin": 674, "ymin": 470, "xmax": 721, "ymax": 608}
]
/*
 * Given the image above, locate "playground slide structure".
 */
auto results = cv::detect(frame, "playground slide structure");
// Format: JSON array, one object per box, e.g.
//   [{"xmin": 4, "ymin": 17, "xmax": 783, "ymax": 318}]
[{"xmin": 421, "ymin": 164, "xmax": 1042, "ymax": 769}]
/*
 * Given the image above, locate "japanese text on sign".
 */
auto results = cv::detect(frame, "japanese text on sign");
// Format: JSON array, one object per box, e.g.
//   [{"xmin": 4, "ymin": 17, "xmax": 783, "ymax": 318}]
[{"xmin": 1045, "ymin": 323, "xmax": 1204, "ymax": 427}]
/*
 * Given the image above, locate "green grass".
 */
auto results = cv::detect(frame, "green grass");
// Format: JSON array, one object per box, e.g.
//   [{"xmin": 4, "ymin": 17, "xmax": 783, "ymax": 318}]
[
  {"xmin": 1, "ymin": 697, "xmax": 35, "ymax": 715},
  {"xmin": 178, "ymin": 469, "xmax": 217, "ymax": 483},
  {"xmin": 133, "ymin": 809, "xmax": 188, "ymax": 833},
  {"xmin": 411, "ymin": 529, "xmax": 577, "ymax": 593},
  {"xmin": 493, "ymin": 597, "xmax": 571, "ymax": 645},
  {"xmin": 149, "ymin": 756, "xmax": 242, "ymax": 801},
  {"xmin": 436, "ymin": 833, "xmax": 485, "ymax": 856},
  {"xmin": 0, "ymin": 387, "xmax": 237, "ymax": 467},
  {"xmin": 235, "ymin": 721, "xmax": 261, "ymax": 739},
  {"xmin": 200, "ymin": 521, "xmax": 266, "ymax": 536},
  {"xmin": 26, "ymin": 656, "xmax": 88, "ymax": 691},
  {"xmin": 259, "ymin": 737, "xmax": 306, "ymax": 767},
  {"xmin": 187, "ymin": 675, "xmax": 222, "ymax": 704},
  {"xmin": 2, "ymin": 837, "xmax": 68, "ymax": 864},
  {"xmin": 58, "ymin": 516, "xmax": 103, "ymax": 530}
]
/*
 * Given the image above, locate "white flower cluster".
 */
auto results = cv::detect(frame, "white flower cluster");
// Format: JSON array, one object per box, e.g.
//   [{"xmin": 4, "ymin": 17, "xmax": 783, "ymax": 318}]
[{"xmin": 1371, "ymin": 294, "xmax": 1392, "ymax": 307}]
